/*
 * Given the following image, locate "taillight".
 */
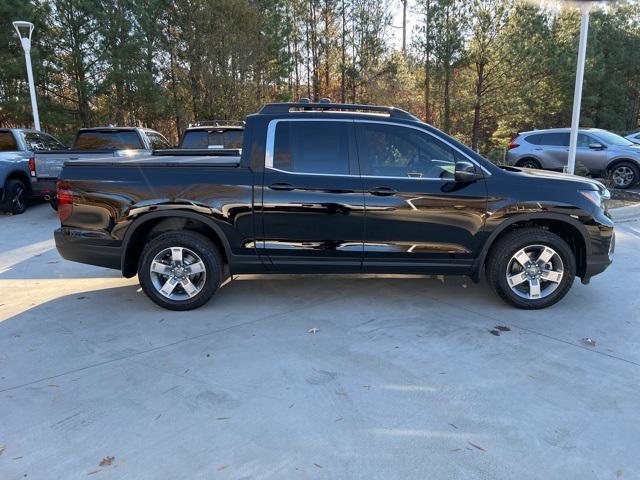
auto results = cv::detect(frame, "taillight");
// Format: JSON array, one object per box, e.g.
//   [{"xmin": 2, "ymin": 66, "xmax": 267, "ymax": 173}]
[
  {"xmin": 28, "ymin": 156, "xmax": 36, "ymax": 176},
  {"xmin": 57, "ymin": 180, "xmax": 73, "ymax": 223},
  {"xmin": 507, "ymin": 137, "xmax": 520, "ymax": 150}
]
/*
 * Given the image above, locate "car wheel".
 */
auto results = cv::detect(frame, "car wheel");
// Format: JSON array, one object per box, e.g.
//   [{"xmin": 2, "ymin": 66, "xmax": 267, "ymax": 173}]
[
  {"xmin": 517, "ymin": 159, "xmax": 541, "ymax": 169},
  {"xmin": 138, "ymin": 230, "xmax": 223, "ymax": 311},
  {"xmin": 2, "ymin": 179, "xmax": 28, "ymax": 214},
  {"xmin": 486, "ymin": 228, "xmax": 575, "ymax": 309},
  {"xmin": 609, "ymin": 162, "xmax": 639, "ymax": 189}
]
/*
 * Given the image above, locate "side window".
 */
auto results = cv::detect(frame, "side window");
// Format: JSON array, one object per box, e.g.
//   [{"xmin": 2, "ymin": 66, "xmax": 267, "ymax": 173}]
[
  {"xmin": 273, "ymin": 121, "xmax": 350, "ymax": 175},
  {"xmin": 543, "ymin": 133, "xmax": 570, "ymax": 147},
  {"xmin": 23, "ymin": 133, "xmax": 65, "ymax": 151},
  {"xmin": 0, "ymin": 132, "xmax": 18, "ymax": 151},
  {"xmin": 356, "ymin": 123, "xmax": 455, "ymax": 179},
  {"xmin": 525, "ymin": 134, "xmax": 543, "ymax": 145},
  {"xmin": 147, "ymin": 132, "xmax": 171, "ymax": 150},
  {"xmin": 577, "ymin": 134, "xmax": 594, "ymax": 148}
]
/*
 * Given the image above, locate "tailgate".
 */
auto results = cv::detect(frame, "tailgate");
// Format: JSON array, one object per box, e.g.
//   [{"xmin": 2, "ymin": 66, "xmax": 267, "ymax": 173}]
[{"xmin": 35, "ymin": 152, "xmax": 119, "ymax": 179}]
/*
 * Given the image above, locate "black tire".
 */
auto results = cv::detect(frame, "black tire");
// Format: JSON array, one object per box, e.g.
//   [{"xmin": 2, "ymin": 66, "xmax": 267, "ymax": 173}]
[
  {"xmin": 2, "ymin": 179, "xmax": 28, "ymax": 214},
  {"xmin": 486, "ymin": 228, "xmax": 576, "ymax": 309},
  {"xmin": 608, "ymin": 161, "xmax": 639, "ymax": 189},
  {"xmin": 138, "ymin": 230, "xmax": 223, "ymax": 311},
  {"xmin": 49, "ymin": 197, "xmax": 58, "ymax": 211},
  {"xmin": 516, "ymin": 158, "xmax": 541, "ymax": 169}
]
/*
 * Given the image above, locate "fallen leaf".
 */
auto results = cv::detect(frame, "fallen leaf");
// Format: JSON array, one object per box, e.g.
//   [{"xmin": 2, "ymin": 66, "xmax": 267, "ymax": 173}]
[
  {"xmin": 183, "ymin": 369, "xmax": 189, "ymax": 374},
  {"xmin": 154, "ymin": 414, "xmax": 161, "ymax": 421},
  {"xmin": 448, "ymin": 423, "xmax": 458, "ymax": 429},
  {"xmin": 489, "ymin": 330, "xmax": 500, "ymax": 336},
  {"xmin": 495, "ymin": 325, "xmax": 510, "ymax": 332},
  {"xmin": 12, "ymin": 456, "xmax": 23, "ymax": 460},
  {"xmin": 48, "ymin": 384, "xmax": 59, "ymax": 388},
  {"xmin": 335, "ymin": 416, "xmax": 343, "ymax": 422},
  {"xmin": 307, "ymin": 328, "xmax": 320, "ymax": 334},
  {"xmin": 468, "ymin": 442, "xmax": 486, "ymax": 452},
  {"xmin": 77, "ymin": 296, "xmax": 86, "ymax": 300},
  {"xmin": 217, "ymin": 465, "xmax": 229, "ymax": 471},
  {"xmin": 289, "ymin": 403, "xmax": 295, "ymax": 409},
  {"xmin": 99, "ymin": 456, "xmax": 115, "ymax": 466},
  {"xmin": 314, "ymin": 463, "xmax": 323, "ymax": 469},
  {"xmin": 451, "ymin": 448, "xmax": 461, "ymax": 452},
  {"xmin": 581, "ymin": 337, "xmax": 596, "ymax": 347},
  {"xmin": 335, "ymin": 391, "xmax": 348, "ymax": 397},
  {"xmin": 216, "ymin": 417, "xmax": 230, "ymax": 420},
  {"xmin": 87, "ymin": 470, "xmax": 101, "ymax": 475}
]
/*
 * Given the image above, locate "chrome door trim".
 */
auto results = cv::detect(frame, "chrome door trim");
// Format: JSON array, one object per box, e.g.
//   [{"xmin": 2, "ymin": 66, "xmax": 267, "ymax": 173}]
[{"xmin": 264, "ymin": 117, "xmax": 492, "ymax": 177}]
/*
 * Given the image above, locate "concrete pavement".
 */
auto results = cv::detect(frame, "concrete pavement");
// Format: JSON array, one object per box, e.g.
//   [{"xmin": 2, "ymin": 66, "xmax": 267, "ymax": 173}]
[{"xmin": 1, "ymin": 203, "xmax": 639, "ymax": 479}]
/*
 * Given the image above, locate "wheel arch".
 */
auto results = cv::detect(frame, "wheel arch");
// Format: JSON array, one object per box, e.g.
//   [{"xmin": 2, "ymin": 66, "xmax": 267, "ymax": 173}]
[
  {"xmin": 471, "ymin": 213, "xmax": 591, "ymax": 282},
  {"xmin": 607, "ymin": 158, "xmax": 640, "ymax": 172},
  {"xmin": 4, "ymin": 170, "xmax": 32, "ymax": 194},
  {"xmin": 121, "ymin": 211, "xmax": 232, "ymax": 278},
  {"xmin": 515, "ymin": 157, "xmax": 541, "ymax": 168}
]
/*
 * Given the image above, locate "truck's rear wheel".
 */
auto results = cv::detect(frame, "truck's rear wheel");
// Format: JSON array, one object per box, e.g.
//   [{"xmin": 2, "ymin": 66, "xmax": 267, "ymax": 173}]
[
  {"xmin": 2, "ymin": 179, "xmax": 28, "ymax": 214},
  {"xmin": 486, "ymin": 228, "xmax": 575, "ymax": 309},
  {"xmin": 138, "ymin": 231, "xmax": 223, "ymax": 311}
]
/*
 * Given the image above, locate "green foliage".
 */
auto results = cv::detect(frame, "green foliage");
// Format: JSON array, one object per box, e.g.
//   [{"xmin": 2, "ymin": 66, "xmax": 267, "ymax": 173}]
[{"xmin": 0, "ymin": 0, "xmax": 639, "ymax": 147}]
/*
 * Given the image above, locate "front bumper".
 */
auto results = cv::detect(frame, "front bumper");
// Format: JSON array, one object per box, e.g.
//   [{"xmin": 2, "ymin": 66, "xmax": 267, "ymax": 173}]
[
  {"xmin": 581, "ymin": 228, "xmax": 615, "ymax": 284},
  {"xmin": 55, "ymin": 228, "xmax": 123, "ymax": 271}
]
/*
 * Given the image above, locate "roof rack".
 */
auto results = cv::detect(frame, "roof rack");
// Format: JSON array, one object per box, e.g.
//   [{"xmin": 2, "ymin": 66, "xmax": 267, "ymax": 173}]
[
  {"xmin": 258, "ymin": 101, "xmax": 418, "ymax": 121},
  {"xmin": 188, "ymin": 120, "xmax": 245, "ymax": 128}
]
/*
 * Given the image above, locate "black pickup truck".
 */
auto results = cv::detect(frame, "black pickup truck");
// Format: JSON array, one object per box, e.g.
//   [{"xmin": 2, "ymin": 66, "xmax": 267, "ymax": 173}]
[{"xmin": 55, "ymin": 101, "xmax": 615, "ymax": 310}]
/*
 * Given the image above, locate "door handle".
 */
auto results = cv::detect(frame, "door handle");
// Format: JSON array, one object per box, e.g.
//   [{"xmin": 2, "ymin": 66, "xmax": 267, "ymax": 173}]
[
  {"xmin": 368, "ymin": 186, "xmax": 397, "ymax": 196},
  {"xmin": 268, "ymin": 182, "xmax": 295, "ymax": 191}
]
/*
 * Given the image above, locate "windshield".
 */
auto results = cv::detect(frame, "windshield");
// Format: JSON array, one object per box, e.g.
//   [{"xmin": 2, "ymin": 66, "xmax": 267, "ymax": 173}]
[{"xmin": 592, "ymin": 130, "xmax": 635, "ymax": 147}]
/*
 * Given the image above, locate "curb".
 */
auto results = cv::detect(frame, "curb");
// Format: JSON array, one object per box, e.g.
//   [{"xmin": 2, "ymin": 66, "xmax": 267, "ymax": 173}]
[{"xmin": 610, "ymin": 204, "xmax": 640, "ymax": 223}]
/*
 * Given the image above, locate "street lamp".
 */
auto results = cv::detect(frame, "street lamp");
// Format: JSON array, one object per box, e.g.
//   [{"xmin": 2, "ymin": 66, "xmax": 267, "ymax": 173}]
[
  {"xmin": 566, "ymin": 2, "xmax": 593, "ymax": 175},
  {"xmin": 13, "ymin": 21, "xmax": 40, "ymax": 131}
]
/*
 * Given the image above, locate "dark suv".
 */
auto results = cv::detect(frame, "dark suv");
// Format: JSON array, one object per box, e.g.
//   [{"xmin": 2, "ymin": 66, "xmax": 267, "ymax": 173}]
[{"xmin": 55, "ymin": 101, "xmax": 615, "ymax": 311}]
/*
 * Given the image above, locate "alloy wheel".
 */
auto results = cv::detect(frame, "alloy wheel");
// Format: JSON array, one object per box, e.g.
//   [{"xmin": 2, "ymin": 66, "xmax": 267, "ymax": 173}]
[
  {"xmin": 612, "ymin": 165, "xmax": 635, "ymax": 188},
  {"xmin": 149, "ymin": 246, "xmax": 207, "ymax": 301},
  {"xmin": 12, "ymin": 185, "xmax": 25, "ymax": 212},
  {"xmin": 505, "ymin": 245, "xmax": 564, "ymax": 300}
]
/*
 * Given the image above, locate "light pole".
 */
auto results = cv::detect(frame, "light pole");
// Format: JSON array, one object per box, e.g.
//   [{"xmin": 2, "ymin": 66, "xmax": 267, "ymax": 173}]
[
  {"xmin": 566, "ymin": 2, "xmax": 592, "ymax": 175},
  {"xmin": 13, "ymin": 21, "xmax": 40, "ymax": 131}
]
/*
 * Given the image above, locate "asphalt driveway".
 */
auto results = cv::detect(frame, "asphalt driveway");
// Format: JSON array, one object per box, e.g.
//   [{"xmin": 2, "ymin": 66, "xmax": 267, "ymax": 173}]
[{"xmin": 1, "ymin": 204, "xmax": 639, "ymax": 479}]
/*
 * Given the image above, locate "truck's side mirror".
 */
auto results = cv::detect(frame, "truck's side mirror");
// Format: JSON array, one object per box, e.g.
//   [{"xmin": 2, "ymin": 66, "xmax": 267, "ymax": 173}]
[{"xmin": 454, "ymin": 160, "xmax": 483, "ymax": 183}]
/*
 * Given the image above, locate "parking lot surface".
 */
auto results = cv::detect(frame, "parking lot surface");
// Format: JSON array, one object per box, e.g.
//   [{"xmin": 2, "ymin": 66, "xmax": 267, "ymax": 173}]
[{"xmin": 1, "ymin": 203, "xmax": 639, "ymax": 479}]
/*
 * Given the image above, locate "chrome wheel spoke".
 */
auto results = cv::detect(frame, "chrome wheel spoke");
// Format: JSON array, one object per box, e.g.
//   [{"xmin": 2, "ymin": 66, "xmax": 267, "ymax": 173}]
[
  {"xmin": 180, "ymin": 278, "xmax": 198, "ymax": 297},
  {"xmin": 171, "ymin": 247, "xmax": 184, "ymax": 265},
  {"xmin": 540, "ymin": 269, "xmax": 563, "ymax": 283},
  {"xmin": 159, "ymin": 276, "xmax": 179, "ymax": 297},
  {"xmin": 514, "ymin": 250, "xmax": 532, "ymax": 267},
  {"xmin": 537, "ymin": 246, "xmax": 555, "ymax": 265},
  {"xmin": 188, "ymin": 261, "xmax": 206, "ymax": 274},
  {"xmin": 150, "ymin": 261, "xmax": 172, "ymax": 275},
  {"xmin": 528, "ymin": 278, "xmax": 541, "ymax": 299},
  {"xmin": 508, "ymin": 272, "xmax": 528, "ymax": 287}
]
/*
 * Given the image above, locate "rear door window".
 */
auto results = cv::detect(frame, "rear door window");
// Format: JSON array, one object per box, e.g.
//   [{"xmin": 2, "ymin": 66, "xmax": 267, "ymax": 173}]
[
  {"xmin": 74, "ymin": 130, "xmax": 143, "ymax": 150},
  {"xmin": 524, "ymin": 134, "xmax": 543, "ymax": 145},
  {"xmin": 541, "ymin": 133, "xmax": 570, "ymax": 147},
  {"xmin": 0, "ymin": 132, "xmax": 17, "ymax": 151},
  {"xmin": 272, "ymin": 121, "xmax": 350, "ymax": 175}
]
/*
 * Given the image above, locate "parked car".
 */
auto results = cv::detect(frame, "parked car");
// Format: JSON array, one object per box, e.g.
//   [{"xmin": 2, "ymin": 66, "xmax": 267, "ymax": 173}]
[
  {"xmin": 55, "ymin": 101, "xmax": 614, "ymax": 311},
  {"xmin": 625, "ymin": 131, "xmax": 640, "ymax": 145},
  {"xmin": 0, "ymin": 128, "xmax": 66, "ymax": 214},
  {"xmin": 33, "ymin": 127, "xmax": 171, "ymax": 209},
  {"xmin": 506, "ymin": 128, "xmax": 640, "ymax": 189},
  {"xmin": 180, "ymin": 121, "xmax": 244, "ymax": 150}
]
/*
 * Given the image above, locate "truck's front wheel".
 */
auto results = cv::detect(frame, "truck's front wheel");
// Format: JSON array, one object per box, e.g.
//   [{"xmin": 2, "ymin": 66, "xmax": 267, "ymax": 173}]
[{"xmin": 138, "ymin": 231, "xmax": 223, "ymax": 311}]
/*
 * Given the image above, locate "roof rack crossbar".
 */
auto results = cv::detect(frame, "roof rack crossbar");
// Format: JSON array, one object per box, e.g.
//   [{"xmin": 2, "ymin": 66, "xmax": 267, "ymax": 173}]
[
  {"xmin": 188, "ymin": 120, "xmax": 245, "ymax": 128},
  {"xmin": 258, "ymin": 102, "xmax": 417, "ymax": 121}
]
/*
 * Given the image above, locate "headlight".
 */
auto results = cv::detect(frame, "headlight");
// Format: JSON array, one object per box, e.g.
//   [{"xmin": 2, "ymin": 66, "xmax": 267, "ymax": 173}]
[{"xmin": 579, "ymin": 189, "xmax": 610, "ymax": 211}]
